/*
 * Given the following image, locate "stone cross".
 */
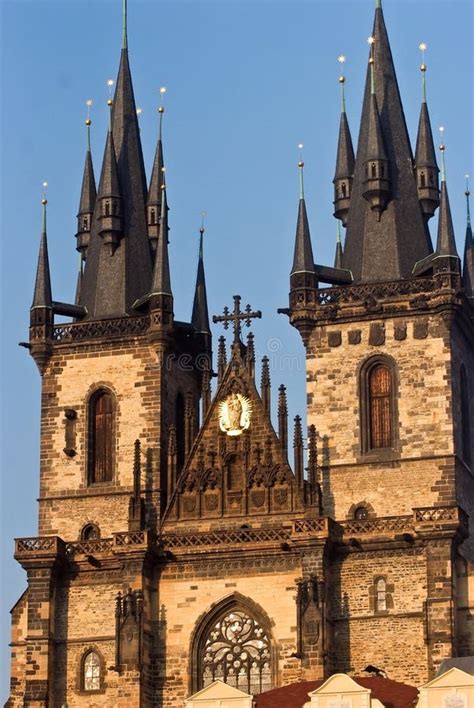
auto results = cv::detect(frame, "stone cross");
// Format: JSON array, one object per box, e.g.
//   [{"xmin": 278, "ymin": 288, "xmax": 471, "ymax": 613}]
[{"xmin": 212, "ymin": 295, "xmax": 261, "ymax": 344}]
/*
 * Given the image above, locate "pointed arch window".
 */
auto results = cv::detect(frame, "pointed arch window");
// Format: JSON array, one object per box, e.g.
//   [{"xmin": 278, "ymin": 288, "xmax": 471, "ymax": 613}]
[
  {"xmin": 360, "ymin": 356, "xmax": 398, "ymax": 454},
  {"xmin": 88, "ymin": 389, "xmax": 115, "ymax": 484},
  {"xmin": 460, "ymin": 366, "xmax": 471, "ymax": 467},
  {"xmin": 80, "ymin": 523, "xmax": 100, "ymax": 541},
  {"xmin": 82, "ymin": 650, "xmax": 101, "ymax": 691},
  {"xmin": 194, "ymin": 603, "xmax": 273, "ymax": 695}
]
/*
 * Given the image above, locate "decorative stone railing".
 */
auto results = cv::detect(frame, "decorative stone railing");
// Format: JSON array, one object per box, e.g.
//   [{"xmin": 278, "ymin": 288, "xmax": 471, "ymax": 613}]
[
  {"xmin": 315, "ymin": 277, "xmax": 437, "ymax": 307},
  {"xmin": 53, "ymin": 315, "xmax": 150, "ymax": 343},
  {"xmin": 162, "ymin": 526, "xmax": 292, "ymax": 549},
  {"xmin": 342, "ymin": 515, "xmax": 412, "ymax": 536},
  {"xmin": 66, "ymin": 538, "xmax": 114, "ymax": 556},
  {"xmin": 15, "ymin": 536, "xmax": 65, "ymax": 558}
]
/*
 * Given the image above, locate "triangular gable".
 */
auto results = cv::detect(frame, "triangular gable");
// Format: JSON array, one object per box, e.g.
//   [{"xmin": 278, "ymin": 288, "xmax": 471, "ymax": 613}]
[
  {"xmin": 163, "ymin": 343, "xmax": 308, "ymax": 526},
  {"xmin": 422, "ymin": 667, "xmax": 474, "ymax": 689},
  {"xmin": 309, "ymin": 672, "xmax": 371, "ymax": 696},
  {"xmin": 186, "ymin": 679, "xmax": 253, "ymax": 700}
]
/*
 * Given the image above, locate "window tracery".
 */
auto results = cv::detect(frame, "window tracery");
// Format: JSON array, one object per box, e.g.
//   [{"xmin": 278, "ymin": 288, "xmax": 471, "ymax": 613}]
[
  {"xmin": 200, "ymin": 608, "xmax": 271, "ymax": 695},
  {"xmin": 82, "ymin": 650, "xmax": 101, "ymax": 691}
]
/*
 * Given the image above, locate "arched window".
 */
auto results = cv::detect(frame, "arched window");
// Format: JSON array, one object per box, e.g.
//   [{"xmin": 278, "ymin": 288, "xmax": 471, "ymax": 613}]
[
  {"xmin": 176, "ymin": 392, "xmax": 185, "ymax": 474},
  {"xmin": 371, "ymin": 162, "xmax": 377, "ymax": 178},
  {"xmin": 369, "ymin": 364, "xmax": 392, "ymax": 448},
  {"xmin": 80, "ymin": 523, "xmax": 100, "ymax": 541},
  {"xmin": 420, "ymin": 171, "xmax": 426, "ymax": 187},
  {"xmin": 82, "ymin": 650, "xmax": 101, "ymax": 691},
  {"xmin": 88, "ymin": 389, "xmax": 114, "ymax": 484},
  {"xmin": 460, "ymin": 366, "xmax": 471, "ymax": 467},
  {"xmin": 354, "ymin": 506, "xmax": 369, "ymax": 520},
  {"xmin": 150, "ymin": 208, "xmax": 156, "ymax": 225},
  {"xmin": 360, "ymin": 357, "xmax": 397, "ymax": 454},
  {"xmin": 375, "ymin": 578, "xmax": 387, "ymax": 612},
  {"xmin": 341, "ymin": 182, "xmax": 347, "ymax": 198},
  {"xmin": 105, "ymin": 200, "xmax": 110, "ymax": 216},
  {"xmin": 194, "ymin": 603, "xmax": 273, "ymax": 695}
]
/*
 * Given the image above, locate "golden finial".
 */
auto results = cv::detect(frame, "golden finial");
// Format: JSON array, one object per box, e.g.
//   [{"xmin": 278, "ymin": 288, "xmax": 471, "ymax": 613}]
[
  {"xmin": 465, "ymin": 174, "xmax": 471, "ymax": 198},
  {"xmin": 338, "ymin": 54, "xmax": 346, "ymax": 83},
  {"xmin": 368, "ymin": 35, "xmax": 375, "ymax": 64},
  {"xmin": 438, "ymin": 127, "xmax": 446, "ymax": 181},
  {"xmin": 107, "ymin": 79, "xmax": 114, "ymax": 107},
  {"xmin": 297, "ymin": 144, "xmax": 305, "ymax": 199},
  {"xmin": 200, "ymin": 210, "xmax": 206, "ymax": 236},
  {"xmin": 85, "ymin": 99, "xmax": 93, "ymax": 126},
  {"xmin": 158, "ymin": 86, "xmax": 167, "ymax": 114},
  {"xmin": 41, "ymin": 181, "xmax": 48, "ymax": 205},
  {"xmin": 419, "ymin": 42, "xmax": 427, "ymax": 72}
]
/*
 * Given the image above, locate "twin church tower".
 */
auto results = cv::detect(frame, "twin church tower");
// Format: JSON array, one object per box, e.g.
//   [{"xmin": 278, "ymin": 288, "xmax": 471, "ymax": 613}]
[{"xmin": 8, "ymin": 1, "xmax": 474, "ymax": 706}]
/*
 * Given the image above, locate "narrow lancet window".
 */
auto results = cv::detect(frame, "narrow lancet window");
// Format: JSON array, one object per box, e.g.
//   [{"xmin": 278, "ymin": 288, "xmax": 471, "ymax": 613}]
[
  {"xmin": 375, "ymin": 577, "xmax": 387, "ymax": 612},
  {"xmin": 89, "ymin": 389, "xmax": 114, "ymax": 484},
  {"xmin": 369, "ymin": 364, "xmax": 392, "ymax": 449}
]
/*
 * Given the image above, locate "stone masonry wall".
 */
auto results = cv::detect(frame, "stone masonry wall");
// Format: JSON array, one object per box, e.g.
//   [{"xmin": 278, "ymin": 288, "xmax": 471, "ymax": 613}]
[{"xmin": 307, "ymin": 314, "xmax": 455, "ymax": 521}]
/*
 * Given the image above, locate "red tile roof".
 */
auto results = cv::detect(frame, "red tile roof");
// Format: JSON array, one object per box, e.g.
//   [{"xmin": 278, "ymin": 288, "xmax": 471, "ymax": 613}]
[{"xmin": 254, "ymin": 676, "xmax": 419, "ymax": 708}]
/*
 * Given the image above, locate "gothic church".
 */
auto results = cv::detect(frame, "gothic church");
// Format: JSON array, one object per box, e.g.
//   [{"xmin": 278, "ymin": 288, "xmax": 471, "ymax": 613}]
[{"xmin": 7, "ymin": 0, "xmax": 474, "ymax": 706}]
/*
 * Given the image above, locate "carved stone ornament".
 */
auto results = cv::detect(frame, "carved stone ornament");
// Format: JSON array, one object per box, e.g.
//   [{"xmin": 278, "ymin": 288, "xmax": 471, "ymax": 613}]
[{"xmin": 218, "ymin": 393, "xmax": 252, "ymax": 436}]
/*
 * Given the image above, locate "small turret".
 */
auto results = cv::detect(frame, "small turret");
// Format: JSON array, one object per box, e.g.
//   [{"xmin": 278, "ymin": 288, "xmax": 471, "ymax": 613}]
[
  {"xmin": 97, "ymin": 99, "xmax": 123, "ymax": 255},
  {"xmin": 75, "ymin": 101, "xmax": 97, "ymax": 258},
  {"xmin": 414, "ymin": 44, "xmax": 439, "ymax": 221},
  {"xmin": 147, "ymin": 180, "xmax": 174, "ymax": 341},
  {"xmin": 333, "ymin": 56, "xmax": 355, "ymax": 226},
  {"xmin": 147, "ymin": 88, "xmax": 166, "ymax": 253},
  {"xmin": 362, "ymin": 38, "xmax": 391, "ymax": 220},
  {"xmin": 463, "ymin": 176, "xmax": 474, "ymax": 300},
  {"xmin": 30, "ymin": 186, "xmax": 53, "ymax": 375},
  {"xmin": 433, "ymin": 139, "xmax": 460, "ymax": 281}
]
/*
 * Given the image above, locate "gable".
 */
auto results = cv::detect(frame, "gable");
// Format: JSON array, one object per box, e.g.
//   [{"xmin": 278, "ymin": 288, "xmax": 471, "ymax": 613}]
[
  {"xmin": 422, "ymin": 667, "xmax": 474, "ymax": 689},
  {"xmin": 163, "ymin": 343, "xmax": 308, "ymax": 527},
  {"xmin": 310, "ymin": 673, "xmax": 370, "ymax": 696},
  {"xmin": 186, "ymin": 679, "xmax": 253, "ymax": 700}
]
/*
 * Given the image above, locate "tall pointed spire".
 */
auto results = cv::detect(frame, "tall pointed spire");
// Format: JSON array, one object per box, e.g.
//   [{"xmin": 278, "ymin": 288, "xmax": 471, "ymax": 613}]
[
  {"xmin": 291, "ymin": 151, "xmax": 315, "ymax": 280},
  {"xmin": 147, "ymin": 87, "xmax": 167, "ymax": 252},
  {"xmin": 462, "ymin": 175, "xmax": 474, "ymax": 299},
  {"xmin": 32, "ymin": 187, "xmax": 53, "ymax": 309},
  {"xmin": 30, "ymin": 185, "xmax": 54, "ymax": 375},
  {"xmin": 414, "ymin": 43, "xmax": 439, "ymax": 222},
  {"xmin": 79, "ymin": 2, "xmax": 152, "ymax": 319},
  {"xmin": 191, "ymin": 219, "xmax": 211, "ymax": 347},
  {"xmin": 342, "ymin": 3, "xmax": 431, "ymax": 282},
  {"xmin": 435, "ymin": 142, "xmax": 459, "ymax": 260},
  {"xmin": 76, "ymin": 101, "xmax": 97, "ymax": 258},
  {"xmin": 333, "ymin": 55, "xmax": 355, "ymax": 227},
  {"xmin": 150, "ymin": 180, "xmax": 172, "ymax": 298}
]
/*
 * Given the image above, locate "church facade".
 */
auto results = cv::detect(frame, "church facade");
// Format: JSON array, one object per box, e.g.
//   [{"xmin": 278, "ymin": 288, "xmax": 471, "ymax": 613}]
[{"xmin": 7, "ymin": 1, "xmax": 474, "ymax": 706}]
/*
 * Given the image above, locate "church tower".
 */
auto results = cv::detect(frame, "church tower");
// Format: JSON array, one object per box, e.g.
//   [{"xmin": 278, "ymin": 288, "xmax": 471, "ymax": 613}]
[
  {"xmin": 287, "ymin": 0, "xmax": 474, "ymax": 682},
  {"xmin": 7, "ymin": 1, "xmax": 474, "ymax": 706}
]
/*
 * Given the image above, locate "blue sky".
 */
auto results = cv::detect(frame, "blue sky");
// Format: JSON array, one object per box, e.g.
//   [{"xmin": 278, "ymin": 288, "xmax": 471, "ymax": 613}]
[{"xmin": 0, "ymin": 0, "xmax": 472, "ymax": 695}]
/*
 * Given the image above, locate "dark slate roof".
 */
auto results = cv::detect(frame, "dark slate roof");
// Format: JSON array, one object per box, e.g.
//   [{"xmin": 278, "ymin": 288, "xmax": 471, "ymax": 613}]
[
  {"xmin": 255, "ymin": 677, "xmax": 418, "ymax": 708},
  {"xmin": 78, "ymin": 149, "xmax": 97, "ymax": 216},
  {"xmin": 291, "ymin": 198, "xmax": 315, "ymax": 275},
  {"xmin": 342, "ymin": 5, "xmax": 432, "ymax": 282},
  {"xmin": 437, "ymin": 656, "xmax": 474, "ymax": 676},
  {"xmin": 191, "ymin": 230, "xmax": 211, "ymax": 335},
  {"xmin": 463, "ymin": 218, "xmax": 474, "ymax": 297},
  {"xmin": 436, "ymin": 180, "xmax": 459, "ymax": 257},
  {"xmin": 334, "ymin": 110, "xmax": 355, "ymax": 180},
  {"xmin": 366, "ymin": 92, "xmax": 387, "ymax": 162},
  {"xmin": 98, "ymin": 128, "xmax": 122, "ymax": 200},
  {"xmin": 32, "ymin": 207, "xmax": 53, "ymax": 309},
  {"xmin": 415, "ymin": 102, "xmax": 438, "ymax": 169},
  {"xmin": 79, "ymin": 46, "xmax": 152, "ymax": 318}
]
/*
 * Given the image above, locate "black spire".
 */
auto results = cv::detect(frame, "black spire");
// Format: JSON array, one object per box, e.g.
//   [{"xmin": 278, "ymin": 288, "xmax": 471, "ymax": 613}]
[
  {"xmin": 76, "ymin": 119, "xmax": 97, "ymax": 258},
  {"xmin": 147, "ymin": 101, "xmax": 166, "ymax": 253},
  {"xmin": 414, "ymin": 60, "xmax": 439, "ymax": 222},
  {"xmin": 334, "ymin": 224, "xmax": 344, "ymax": 269},
  {"xmin": 342, "ymin": 3, "xmax": 431, "ymax": 282},
  {"xmin": 435, "ymin": 152, "xmax": 459, "ymax": 262},
  {"xmin": 32, "ymin": 198, "xmax": 52, "ymax": 310},
  {"xmin": 79, "ymin": 5, "xmax": 152, "ymax": 319},
  {"xmin": 333, "ymin": 69, "xmax": 355, "ymax": 227},
  {"xmin": 191, "ymin": 226, "xmax": 211, "ymax": 338},
  {"xmin": 291, "ymin": 161, "xmax": 315, "ymax": 285},
  {"xmin": 30, "ymin": 195, "xmax": 53, "ymax": 374},
  {"xmin": 463, "ymin": 179, "xmax": 474, "ymax": 299}
]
